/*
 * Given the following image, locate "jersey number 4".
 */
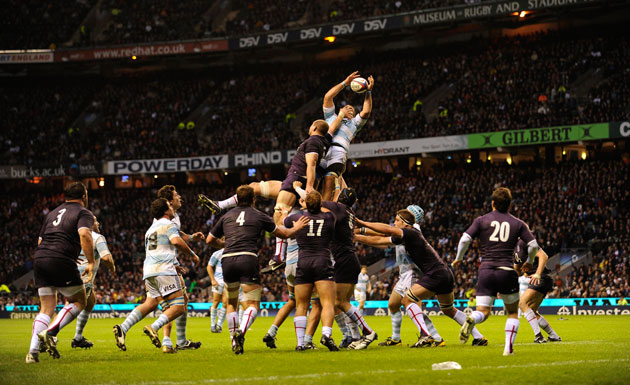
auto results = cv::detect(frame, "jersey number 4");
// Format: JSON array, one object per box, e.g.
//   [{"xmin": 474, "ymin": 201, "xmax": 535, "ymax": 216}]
[
  {"xmin": 306, "ymin": 219, "xmax": 324, "ymax": 237},
  {"xmin": 489, "ymin": 221, "xmax": 510, "ymax": 242},
  {"xmin": 236, "ymin": 211, "xmax": 246, "ymax": 226}
]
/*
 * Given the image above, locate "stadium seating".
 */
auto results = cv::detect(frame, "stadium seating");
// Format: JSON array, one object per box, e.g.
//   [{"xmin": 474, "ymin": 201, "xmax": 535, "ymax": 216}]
[
  {"xmin": 3, "ymin": 28, "xmax": 628, "ymax": 166},
  {"xmin": 1, "ymin": 158, "xmax": 627, "ymax": 306}
]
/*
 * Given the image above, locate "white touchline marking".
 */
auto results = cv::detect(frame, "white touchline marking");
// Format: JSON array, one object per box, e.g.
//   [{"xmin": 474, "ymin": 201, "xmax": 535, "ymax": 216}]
[{"xmin": 95, "ymin": 358, "xmax": 630, "ymax": 385}]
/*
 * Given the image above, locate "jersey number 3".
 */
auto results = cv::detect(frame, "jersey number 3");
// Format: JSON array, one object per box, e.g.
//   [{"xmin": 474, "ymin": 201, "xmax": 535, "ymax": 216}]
[
  {"xmin": 489, "ymin": 221, "xmax": 510, "ymax": 242},
  {"xmin": 52, "ymin": 209, "xmax": 67, "ymax": 226}
]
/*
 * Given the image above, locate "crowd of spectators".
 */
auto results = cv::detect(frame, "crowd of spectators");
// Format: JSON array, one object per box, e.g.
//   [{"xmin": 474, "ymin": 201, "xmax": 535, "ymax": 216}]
[
  {"xmin": 1, "ymin": 158, "xmax": 628, "ymax": 307},
  {"xmin": 3, "ymin": 28, "xmax": 628, "ymax": 166},
  {"xmin": 1, "ymin": 0, "xmax": 95, "ymax": 49}
]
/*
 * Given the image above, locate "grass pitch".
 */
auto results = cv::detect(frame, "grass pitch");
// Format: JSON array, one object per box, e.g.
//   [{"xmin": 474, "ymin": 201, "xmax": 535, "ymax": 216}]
[{"xmin": 1, "ymin": 315, "xmax": 628, "ymax": 384}]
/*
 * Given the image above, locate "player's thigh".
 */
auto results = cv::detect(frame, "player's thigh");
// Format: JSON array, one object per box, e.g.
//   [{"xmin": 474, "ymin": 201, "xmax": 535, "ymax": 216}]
[
  {"xmin": 435, "ymin": 292, "xmax": 456, "ymax": 316},
  {"xmin": 267, "ymin": 181, "xmax": 282, "ymax": 198},
  {"xmin": 66, "ymin": 285, "xmax": 87, "ymax": 307},
  {"xmin": 38, "ymin": 294, "xmax": 57, "ymax": 317},
  {"xmin": 241, "ymin": 283, "xmax": 261, "ymax": 307},
  {"xmin": 276, "ymin": 190, "xmax": 296, "ymax": 207},
  {"xmin": 520, "ymin": 288, "xmax": 544, "ymax": 310},
  {"xmin": 335, "ymin": 282, "xmax": 354, "ymax": 302},
  {"xmin": 314, "ymin": 280, "xmax": 336, "ymax": 305},
  {"xmin": 409, "ymin": 283, "xmax": 436, "ymax": 301},
  {"xmin": 212, "ymin": 291, "xmax": 222, "ymax": 305},
  {"xmin": 388, "ymin": 290, "xmax": 403, "ymax": 311},
  {"xmin": 163, "ymin": 289, "xmax": 184, "ymax": 302}
]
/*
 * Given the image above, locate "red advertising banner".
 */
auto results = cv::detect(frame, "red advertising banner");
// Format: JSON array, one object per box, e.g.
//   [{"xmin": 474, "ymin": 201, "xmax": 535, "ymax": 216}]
[{"xmin": 55, "ymin": 39, "xmax": 228, "ymax": 62}]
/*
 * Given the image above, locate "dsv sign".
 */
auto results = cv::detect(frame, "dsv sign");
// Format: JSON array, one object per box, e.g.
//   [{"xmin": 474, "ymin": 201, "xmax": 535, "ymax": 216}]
[{"xmin": 364, "ymin": 19, "xmax": 387, "ymax": 31}]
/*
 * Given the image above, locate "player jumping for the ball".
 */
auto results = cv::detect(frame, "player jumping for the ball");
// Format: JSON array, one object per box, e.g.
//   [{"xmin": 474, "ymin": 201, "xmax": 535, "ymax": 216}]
[{"xmin": 320, "ymin": 71, "xmax": 373, "ymax": 201}]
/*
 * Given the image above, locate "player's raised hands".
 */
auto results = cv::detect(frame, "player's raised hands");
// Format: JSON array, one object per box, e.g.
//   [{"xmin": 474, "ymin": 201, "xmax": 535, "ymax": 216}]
[
  {"xmin": 191, "ymin": 232, "xmax": 205, "ymax": 242},
  {"xmin": 451, "ymin": 260, "xmax": 462, "ymax": 269},
  {"xmin": 343, "ymin": 71, "xmax": 361, "ymax": 86},
  {"xmin": 367, "ymin": 75, "xmax": 374, "ymax": 91}
]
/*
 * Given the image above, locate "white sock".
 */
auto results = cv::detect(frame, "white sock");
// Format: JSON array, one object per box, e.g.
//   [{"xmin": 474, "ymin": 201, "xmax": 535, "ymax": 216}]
[
  {"xmin": 504, "ymin": 318, "xmax": 519, "ymax": 354},
  {"xmin": 391, "ymin": 311, "xmax": 402, "ymax": 340},
  {"xmin": 162, "ymin": 336, "xmax": 173, "ymax": 347},
  {"xmin": 322, "ymin": 326, "xmax": 332, "ymax": 338},
  {"xmin": 524, "ymin": 309, "xmax": 541, "ymax": 335},
  {"xmin": 151, "ymin": 314, "xmax": 170, "ymax": 331},
  {"xmin": 406, "ymin": 303, "xmax": 430, "ymax": 335},
  {"xmin": 538, "ymin": 316, "xmax": 559, "ymax": 338},
  {"xmin": 210, "ymin": 308, "xmax": 218, "ymax": 328},
  {"xmin": 218, "ymin": 195, "xmax": 238, "ymax": 210},
  {"xmin": 74, "ymin": 309, "xmax": 90, "ymax": 340},
  {"xmin": 239, "ymin": 307, "xmax": 257, "ymax": 335},
  {"xmin": 227, "ymin": 312, "xmax": 238, "ymax": 347},
  {"xmin": 345, "ymin": 306, "xmax": 373, "ymax": 335},
  {"xmin": 453, "ymin": 309, "xmax": 483, "ymax": 339},
  {"xmin": 29, "ymin": 313, "xmax": 50, "ymax": 354},
  {"xmin": 472, "ymin": 310, "xmax": 486, "ymax": 324},
  {"xmin": 217, "ymin": 308, "xmax": 227, "ymax": 327},
  {"xmin": 239, "ymin": 309, "xmax": 244, "ymax": 325},
  {"xmin": 423, "ymin": 313, "xmax": 442, "ymax": 341},
  {"xmin": 304, "ymin": 334, "xmax": 313, "ymax": 344},
  {"xmin": 294, "ymin": 316, "xmax": 307, "ymax": 347},
  {"xmin": 175, "ymin": 311, "xmax": 187, "ymax": 345},
  {"xmin": 275, "ymin": 238, "xmax": 287, "ymax": 262},
  {"xmin": 121, "ymin": 308, "xmax": 143, "ymax": 333},
  {"xmin": 48, "ymin": 303, "xmax": 80, "ymax": 336},
  {"xmin": 334, "ymin": 313, "xmax": 350, "ymax": 338},
  {"xmin": 267, "ymin": 324, "xmax": 279, "ymax": 338}
]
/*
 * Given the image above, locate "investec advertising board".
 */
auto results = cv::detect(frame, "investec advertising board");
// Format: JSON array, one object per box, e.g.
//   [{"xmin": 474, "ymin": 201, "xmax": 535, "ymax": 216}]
[{"xmin": 3, "ymin": 298, "xmax": 629, "ymax": 319}]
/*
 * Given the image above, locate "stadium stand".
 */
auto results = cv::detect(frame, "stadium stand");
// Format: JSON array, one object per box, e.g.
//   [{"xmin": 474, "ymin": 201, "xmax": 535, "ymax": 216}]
[
  {"xmin": 2, "ymin": 27, "xmax": 628, "ymax": 166},
  {"xmin": 2, "ymin": 158, "xmax": 628, "ymax": 306}
]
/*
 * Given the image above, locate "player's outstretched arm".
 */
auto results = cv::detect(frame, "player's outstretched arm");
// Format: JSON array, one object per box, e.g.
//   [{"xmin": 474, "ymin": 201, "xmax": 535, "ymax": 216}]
[
  {"xmin": 359, "ymin": 75, "xmax": 374, "ymax": 119},
  {"xmin": 207, "ymin": 265, "xmax": 218, "ymax": 287},
  {"xmin": 354, "ymin": 226, "xmax": 384, "ymax": 236},
  {"xmin": 273, "ymin": 216, "xmax": 309, "ymax": 239},
  {"xmin": 171, "ymin": 236, "xmax": 200, "ymax": 264},
  {"xmin": 355, "ymin": 234, "xmax": 393, "ymax": 249},
  {"xmin": 356, "ymin": 218, "xmax": 403, "ymax": 238},
  {"xmin": 324, "ymin": 71, "xmax": 360, "ymax": 108},
  {"xmin": 527, "ymin": 248, "xmax": 548, "ymax": 286},
  {"xmin": 305, "ymin": 153, "xmax": 318, "ymax": 193}
]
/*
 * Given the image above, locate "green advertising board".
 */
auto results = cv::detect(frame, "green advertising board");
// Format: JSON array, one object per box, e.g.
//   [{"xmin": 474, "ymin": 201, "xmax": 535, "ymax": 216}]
[{"xmin": 467, "ymin": 123, "xmax": 610, "ymax": 149}]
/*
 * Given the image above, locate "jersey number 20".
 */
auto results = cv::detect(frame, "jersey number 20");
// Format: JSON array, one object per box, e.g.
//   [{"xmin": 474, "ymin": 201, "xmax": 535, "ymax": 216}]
[{"xmin": 489, "ymin": 221, "xmax": 510, "ymax": 242}]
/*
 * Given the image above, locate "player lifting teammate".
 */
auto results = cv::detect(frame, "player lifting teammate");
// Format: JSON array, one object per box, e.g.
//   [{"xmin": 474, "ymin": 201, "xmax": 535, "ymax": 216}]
[
  {"xmin": 454, "ymin": 187, "xmax": 539, "ymax": 355},
  {"xmin": 206, "ymin": 185, "xmax": 308, "ymax": 354},
  {"xmin": 283, "ymin": 191, "xmax": 339, "ymax": 351},
  {"xmin": 27, "ymin": 182, "xmax": 95, "ymax": 363}
]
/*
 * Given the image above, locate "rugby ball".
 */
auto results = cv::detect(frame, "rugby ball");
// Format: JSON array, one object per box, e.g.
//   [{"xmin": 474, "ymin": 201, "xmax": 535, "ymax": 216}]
[{"xmin": 350, "ymin": 77, "xmax": 368, "ymax": 94}]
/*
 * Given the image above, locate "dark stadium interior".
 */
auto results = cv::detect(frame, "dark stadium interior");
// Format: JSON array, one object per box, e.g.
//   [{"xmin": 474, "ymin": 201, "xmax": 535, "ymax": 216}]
[{"xmin": 1, "ymin": 0, "xmax": 629, "ymax": 313}]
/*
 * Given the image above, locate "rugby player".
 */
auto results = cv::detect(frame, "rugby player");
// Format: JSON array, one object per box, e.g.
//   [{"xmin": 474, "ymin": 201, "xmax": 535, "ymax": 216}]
[
  {"xmin": 320, "ymin": 71, "xmax": 373, "ymax": 201},
  {"xmin": 205, "ymin": 185, "xmax": 308, "ymax": 354},
  {"xmin": 207, "ymin": 248, "xmax": 227, "ymax": 333},
  {"xmin": 362, "ymin": 206, "xmax": 465, "ymax": 346},
  {"xmin": 72, "ymin": 216, "xmax": 116, "ymax": 349},
  {"xmin": 156, "ymin": 186, "xmax": 204, "ymax": 352},
  {"xmin": 263, "ymin": 206, "xmax": 322, "ymax": 350},
  {"xmin": 354, "ymin": 266, "xmax": 370, "ymax": 316},
  {"xmin": 514, "ymin": 240, "xmax": 562, "ymax": 343},
  {"xmin": 27, "ymin": 182, "xmax": 95, "ymax": 363},
  {"xmin": 454, "ymin": 187, "xmax": 539, "ymax": 355},
  {"xmin": 356, "ymin": 207, "xmax": 482, "ymax": 348},
  {"xmin": 199, "ymin": 113, "xmax": 346, "ymax": 272},
  {"xmin": 284, "ymin": 191, "xmax": 339, "ymax": 351},
  {"xmin": 113, "ymin": 198, "xmax": 200, "ymax": 351}
]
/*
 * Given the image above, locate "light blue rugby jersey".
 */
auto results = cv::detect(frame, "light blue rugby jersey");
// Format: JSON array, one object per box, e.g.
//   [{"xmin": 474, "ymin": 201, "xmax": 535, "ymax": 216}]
[
  {"xmin": 77, "ymin": 231, "xmax": 110, "ymax": 286},
  {"xmin": 286, "ymin": 207, "xmax": 305, "ymax": 265},
  {"xmin": 356, "ymin": 273, "xmax": 369, "ymax": 293},
  {"xmin": 323, "ymin": 104, "xmax": 367, "ymax": 152},
  {"xmin": 143, "ymin": 217, "xmax": 180, "ymax": 279},
  {"xmin": 208, "ymin": 249, "xmax": 224, "ymax": 281}
]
